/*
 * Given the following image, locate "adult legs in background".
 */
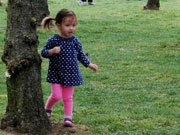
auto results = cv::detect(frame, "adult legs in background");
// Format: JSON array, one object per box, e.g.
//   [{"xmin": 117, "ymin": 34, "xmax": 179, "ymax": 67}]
[
  {"xmin": 82, "ymin": 0, "xmax": 93, "ymax": 2},
  {"xmin": 78, "ymin": 0, "xmax": 95, "ymax": 5}
]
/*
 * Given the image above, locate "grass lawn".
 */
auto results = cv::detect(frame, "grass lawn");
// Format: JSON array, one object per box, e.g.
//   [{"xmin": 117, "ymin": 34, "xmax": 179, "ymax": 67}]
[{"xmin": 0, "ymin": 0, "xmax": 180, "ymax": 134}]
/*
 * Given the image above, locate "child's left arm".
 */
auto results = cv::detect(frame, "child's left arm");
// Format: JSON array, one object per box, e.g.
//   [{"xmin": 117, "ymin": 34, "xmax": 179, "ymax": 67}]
[
  {"xmin": 75, "ymin": 38, "xmax": 98, "ymax": 71},
  {"xmin": 76, "ymin": 41, "xmax": 91, "ymax": 67},
  {"xmin": 88, "ymin": 63, "xmax": 98, "ymax": 71}
]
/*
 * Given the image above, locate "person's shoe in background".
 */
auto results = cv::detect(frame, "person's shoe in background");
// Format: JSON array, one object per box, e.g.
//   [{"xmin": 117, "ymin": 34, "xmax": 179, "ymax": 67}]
[
  {"xmin": 88, "ymin": 2, "xmax": 96, "ymax": 5},
  {"xmin": 78, "ymin": 1, "xmax": 84, "ymax": 6}
]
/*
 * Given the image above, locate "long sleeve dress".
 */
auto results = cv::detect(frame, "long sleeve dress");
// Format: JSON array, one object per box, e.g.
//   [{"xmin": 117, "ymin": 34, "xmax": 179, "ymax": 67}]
[{"xmin": 41, "ymin": 34, "xmax": 90, "ymax": 87}]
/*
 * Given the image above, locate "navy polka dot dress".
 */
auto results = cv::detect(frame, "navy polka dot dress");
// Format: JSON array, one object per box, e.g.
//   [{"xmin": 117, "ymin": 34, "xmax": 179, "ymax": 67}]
[{"xmin": 41, "ymin": 34, "xmax": 90, "ymax": 86}]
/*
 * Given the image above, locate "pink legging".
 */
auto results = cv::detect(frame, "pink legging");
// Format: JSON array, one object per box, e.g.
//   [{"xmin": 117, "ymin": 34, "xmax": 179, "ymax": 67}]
[{"xmin": 45, "ymin": 83, "xmax": 74, "ymax": 115}]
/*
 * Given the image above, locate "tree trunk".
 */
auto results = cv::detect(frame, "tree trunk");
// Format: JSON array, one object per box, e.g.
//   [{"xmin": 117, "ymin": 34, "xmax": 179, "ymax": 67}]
[
  {"xmin": 1, "ymin": 0, "xmax": 51, "ymax": 134},
  {"xmin": 33, "ymin": 0, "xmax": 50, "ymax": 26},
  {"xmin": 144, "ymin": 0, "xmax": 160, "ymax": 10},
  {"xmin": 0, "ymin": 0, "xmax": 2, "ymax": 6}
]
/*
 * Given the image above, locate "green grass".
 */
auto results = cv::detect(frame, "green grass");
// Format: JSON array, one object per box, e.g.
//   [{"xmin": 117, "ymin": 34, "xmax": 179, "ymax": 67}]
[{"xmin": 1, "ymin": 0, "xmax": 180, "ymax": 134}]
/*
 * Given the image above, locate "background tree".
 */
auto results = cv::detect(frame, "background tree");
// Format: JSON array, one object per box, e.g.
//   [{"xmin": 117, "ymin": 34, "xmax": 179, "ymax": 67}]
[
  {"xmin": 1, "ymin": 0, "xmax": 51, "ymax": 134},
  {"xmin": 33, "ymin": 0, "xmax": 50, "ymax": 26},
  {"xmin": 144, "ymin": 0, "xmax": 160, "ymax": 10},
  {"xmin": 0, "ymin": 0, "xmax": 2, "ymax": 6}
]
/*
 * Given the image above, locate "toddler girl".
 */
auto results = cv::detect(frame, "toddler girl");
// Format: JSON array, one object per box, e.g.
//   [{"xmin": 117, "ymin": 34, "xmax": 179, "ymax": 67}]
[{"xmin": 41, "ymin": 9, "xmax": 98, "ymax": 127}]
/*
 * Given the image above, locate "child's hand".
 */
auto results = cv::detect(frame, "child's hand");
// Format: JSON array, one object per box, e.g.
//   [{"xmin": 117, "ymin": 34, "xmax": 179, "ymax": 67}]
[
  {"xmin": 52, "ymin": 46, "xmax": 61, "ymax": 54},
  {"xmin": 88, "ymin": 63, "xmax": 98, "ymax": 71},
  {"xmin": 48, "ymin": 46, "xmax": 61, "ymax": 55}
]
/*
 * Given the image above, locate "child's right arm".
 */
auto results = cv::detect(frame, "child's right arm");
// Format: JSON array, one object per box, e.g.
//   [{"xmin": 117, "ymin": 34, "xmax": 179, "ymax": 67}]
[
  {"xmin": 41, "ymin": 38, "xmax": 61, "ymax": 58},
  {"xmin": 48, "ymin": 46, "xmax": 61, "ymax": 56}
]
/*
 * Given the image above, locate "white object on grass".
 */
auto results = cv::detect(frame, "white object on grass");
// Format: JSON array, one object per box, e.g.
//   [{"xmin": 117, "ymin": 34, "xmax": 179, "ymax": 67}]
[{"xmin": 5, "ymin": 71, "xmax": 11, "ymax": 78}]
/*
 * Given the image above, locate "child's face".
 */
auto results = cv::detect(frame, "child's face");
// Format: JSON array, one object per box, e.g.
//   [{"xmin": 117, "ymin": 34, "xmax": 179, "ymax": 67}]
[{"xmin": 57, "ymin": 16, "xmax": 77, "ymax": 38}]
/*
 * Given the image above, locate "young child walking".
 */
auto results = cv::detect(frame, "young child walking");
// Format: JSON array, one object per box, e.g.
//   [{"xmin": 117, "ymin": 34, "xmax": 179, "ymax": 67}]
[{"xmin": 41, "ymin": 9, "xmax": 98, "ymax": 127}]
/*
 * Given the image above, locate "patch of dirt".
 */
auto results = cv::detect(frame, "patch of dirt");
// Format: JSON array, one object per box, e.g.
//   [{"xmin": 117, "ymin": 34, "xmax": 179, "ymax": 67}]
[
  {"xmin": 0, "ymin": 26, "xmax": 6, "ymax": 30},
  {"xmin": 1, "ymin": 0, "xmax": 8, "ymax": 3},
  {"xmin": 0, "ymin": 120, "xmax": 91, "ymax": 135},
  {"xmin": 51, "ymin": 120, "xmax": 90, "ymax": 135}
]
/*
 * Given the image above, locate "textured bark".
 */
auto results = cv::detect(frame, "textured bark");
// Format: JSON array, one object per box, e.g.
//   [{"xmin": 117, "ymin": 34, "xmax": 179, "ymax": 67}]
[
  {"xmin": 32, "ymin": 0, "xmax": 50, "ymax": 26},
  {"xmin": 144, "ymin": 0, "xmax": 160, "ymax": 10},
  {"xmin": 0, "ymin": 1, "xmax": 2, "ymax": 6},
  {"xmin": 1, "ymin": 0, "xmax": 51, "ymax": 134}
]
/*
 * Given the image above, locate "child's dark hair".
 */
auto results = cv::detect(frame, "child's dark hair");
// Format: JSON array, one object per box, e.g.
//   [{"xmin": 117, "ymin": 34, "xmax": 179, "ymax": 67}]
[{"xmin": 42, "ymin": 9, "xmax": 77, "ymax": 30}]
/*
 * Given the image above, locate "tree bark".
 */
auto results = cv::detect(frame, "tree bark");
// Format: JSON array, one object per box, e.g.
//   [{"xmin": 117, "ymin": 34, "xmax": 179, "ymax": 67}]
[
  {"xmin": 32, "ymin": 0, "xmax": 50, "ymax": 26},
  {"xmin": 0, "ymin": 0, "xmax": 2, "ymax": 6},
  {"xmin": 1, "ymin": 0, "xmax": 51, "ymax": 134},
  {"xmin": 144, "ymin": 0, "xmax": 160, "ymax": 10}
]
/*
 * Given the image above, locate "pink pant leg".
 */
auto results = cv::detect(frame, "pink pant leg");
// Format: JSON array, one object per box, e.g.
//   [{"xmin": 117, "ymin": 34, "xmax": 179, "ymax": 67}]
[
  {"xmin": 62, "ymin": 86, "xmax": 74, "ymax": 116},
  {"xmin": 45, "ymin": 83, "xmax": 62, "ymax": 109}
]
